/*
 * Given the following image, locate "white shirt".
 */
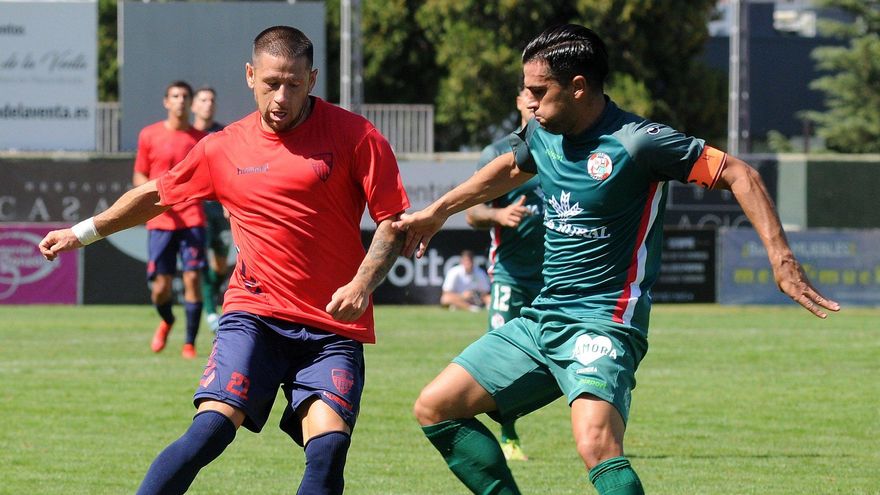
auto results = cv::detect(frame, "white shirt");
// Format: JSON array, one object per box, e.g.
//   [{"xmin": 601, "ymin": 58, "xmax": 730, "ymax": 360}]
[{"xmin": 442, "ymin": 264, "xmax": 491, "ymax": 294}]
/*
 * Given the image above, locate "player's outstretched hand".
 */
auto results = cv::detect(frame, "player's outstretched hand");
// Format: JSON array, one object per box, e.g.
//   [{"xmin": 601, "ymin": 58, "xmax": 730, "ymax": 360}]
[
  {"xmin": 38, "ymin": 229, "xmax": 82, "ymax": 261},
  {"xmin": 391, "ymin": 209, "xmax": 447, "ymax": 258},
  {"xmin": 775, "ymin": 256, "xmax": 840, "ymax": 318},
  {"xmin": 496, "ymin": 195, "xmax": 529, "ymax": 228},
  {"xmin": 326, "ymin": 282, "xmax": 369, "ymax": 322}
]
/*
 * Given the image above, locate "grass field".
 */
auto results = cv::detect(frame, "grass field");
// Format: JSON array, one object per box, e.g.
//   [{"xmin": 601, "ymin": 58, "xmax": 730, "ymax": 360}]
[{"xmin": 1, "ymin": 304, "xmax": 878, "ymax": 494}]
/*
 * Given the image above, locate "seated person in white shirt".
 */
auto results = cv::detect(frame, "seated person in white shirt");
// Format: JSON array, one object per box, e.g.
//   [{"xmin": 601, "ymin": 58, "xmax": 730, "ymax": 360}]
[{"xmin": 441, "ymin": 250, "xmax": 491, "ymax": 311}]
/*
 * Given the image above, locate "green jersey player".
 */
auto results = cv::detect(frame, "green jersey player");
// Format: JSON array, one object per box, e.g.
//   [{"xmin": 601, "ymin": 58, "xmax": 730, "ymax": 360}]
[
  {"xmin": 394, "ymin": 24, "xmax": 839, "ymax": 495},
  {"xmin": 466, "ymin": 87, "xmax": 544, "ymax": 461}
]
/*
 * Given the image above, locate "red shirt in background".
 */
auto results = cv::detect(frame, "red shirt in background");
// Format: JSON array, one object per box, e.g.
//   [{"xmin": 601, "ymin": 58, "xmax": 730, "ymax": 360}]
[
  {"xmin": 157, "ymin": 98, "xmax": 410, "ymax": 343},
  {"xmin": 134, "ymin": 121, "xmax": 208, "ymax": 230}
]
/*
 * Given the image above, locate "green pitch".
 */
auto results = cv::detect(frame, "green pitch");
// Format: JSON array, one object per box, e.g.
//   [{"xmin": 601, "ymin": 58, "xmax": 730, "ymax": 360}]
[{"xmin": 0, "ymin": 305, "xmax": 877, "ymax": 494}]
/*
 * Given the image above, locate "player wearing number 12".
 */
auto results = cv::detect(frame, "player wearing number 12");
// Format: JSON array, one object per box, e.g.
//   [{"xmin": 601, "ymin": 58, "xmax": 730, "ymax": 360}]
[{"xmin": 465, "ymin": 86, "xmax": 544, "ymax": 462}]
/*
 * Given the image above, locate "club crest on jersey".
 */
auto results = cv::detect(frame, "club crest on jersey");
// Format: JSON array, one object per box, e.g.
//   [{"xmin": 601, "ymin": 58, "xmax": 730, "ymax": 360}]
[
  {"xmin": 586, "ymin": 152, "xmax": 613, "ymax": 181},
  {"xmin": 491, "ymin": 313, "xmax": 506, "ymax": 329},
  {"xmin": 332, "ymin": 368, "xmax": 354, "ymax": 395},
  {"xmin": 309, "ymin": 152, "xmax": 334, "ymax": 181}
]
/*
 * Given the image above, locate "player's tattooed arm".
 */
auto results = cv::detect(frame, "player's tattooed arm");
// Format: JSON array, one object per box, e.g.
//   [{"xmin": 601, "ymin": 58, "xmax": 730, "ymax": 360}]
[
  {"xmin": 325, "ymin": 214, "xmax": 404, "ymax": 322},
  {"xmin": 358, "ymin": 215, "xmax": 405, "ymax": 292}
]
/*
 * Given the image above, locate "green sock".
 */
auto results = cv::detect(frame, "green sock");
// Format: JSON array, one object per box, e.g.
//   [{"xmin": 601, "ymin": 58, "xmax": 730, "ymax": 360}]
[
  {"xmin": 422, "ymin": 419, "xmax": 521, "ymax": 495},
  {"xmin": 201, "ymin": 269, "xmax": 218, "ymax": 314},
  {"xmin": 588, "ymin": 456, "xmax": 644, "ymax": 495},
  {"xmin": 499, "ymin": 421, "xmax": 519, "ymax": 443}
]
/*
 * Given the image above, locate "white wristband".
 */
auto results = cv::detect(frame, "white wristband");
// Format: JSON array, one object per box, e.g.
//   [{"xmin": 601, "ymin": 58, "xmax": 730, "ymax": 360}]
[{"xmin": 71, "ymin": 217, "xmax": 103, "ymax": 246}]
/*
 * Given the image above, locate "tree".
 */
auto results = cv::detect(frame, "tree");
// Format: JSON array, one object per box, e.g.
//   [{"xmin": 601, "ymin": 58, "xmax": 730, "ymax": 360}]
[
  {"xmin": 414, "ymin": 0, "xmax": 725, "ymax": 150},
  {"xmin": 99, "ymin": 1, "xmax": 725, "ymax": 150},
  {"xmin": 325, "ymin": 0, "xmax": 439, "ymax": 105},
  {"xmin": 98, "ymin": 0, "xmax": 118, "ymax": 101},
  {"xmin": 805, "ymin": 1, "xmax": 880, "ymax": 153}
]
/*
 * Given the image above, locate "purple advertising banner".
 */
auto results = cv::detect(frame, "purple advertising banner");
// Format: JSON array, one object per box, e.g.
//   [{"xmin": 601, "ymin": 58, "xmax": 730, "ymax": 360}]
[
  {"xmin": 0, "ymin": 223, "xmax": 78, "ymax": 304},
  {"xmin": 719, "ymin": 228, "xmax": 880, "ymax": 306}
]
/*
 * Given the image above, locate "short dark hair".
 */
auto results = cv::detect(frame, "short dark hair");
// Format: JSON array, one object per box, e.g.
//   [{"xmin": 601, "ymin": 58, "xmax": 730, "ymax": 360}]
[
  {"xmin": 194, "ymin": 86, "xmax": 216, "ymax": 97},
  {"xmin": 253, "ymin": 25, "xmax": 313, "ymax": 67},
  {"xmin": 165, "ymin": 80, "xmax": 193, "ymax": 98},
  {"xmin": 522, "ymin": 24, "xmax": 608, "ymax": 91}
]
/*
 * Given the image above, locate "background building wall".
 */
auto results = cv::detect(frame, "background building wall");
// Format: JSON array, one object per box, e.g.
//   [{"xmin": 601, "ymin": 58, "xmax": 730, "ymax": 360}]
[{"xmin": 119, "ymin": 1, "xmax": 327, "ymax": 151}]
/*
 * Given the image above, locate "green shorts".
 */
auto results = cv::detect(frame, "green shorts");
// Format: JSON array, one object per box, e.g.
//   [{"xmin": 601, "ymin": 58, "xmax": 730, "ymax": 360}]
[
  {"xmin": 453, "ymin": 309, "xmax": 648, "ymax": 424},
  {"xmin": 486, "ymin": 280, "xmax": 541, "ymax": 331},
  {"xmin": 204, "ymin": 200, "xmax": 231, "ymax": 255}
]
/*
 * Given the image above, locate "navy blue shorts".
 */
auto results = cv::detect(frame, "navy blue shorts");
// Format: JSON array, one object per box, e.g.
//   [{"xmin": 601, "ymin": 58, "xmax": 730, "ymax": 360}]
[
  {"xmin": 194, "ymin": 311, "xmax": 365, "ymax": 446},
  {"xmin": 146, "ymin": 227, "xmax": 206, "ymax": 279}
]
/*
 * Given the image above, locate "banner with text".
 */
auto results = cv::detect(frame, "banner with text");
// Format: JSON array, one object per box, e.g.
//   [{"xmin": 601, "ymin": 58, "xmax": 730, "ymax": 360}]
[
  {"xmin": 0, "ymin": 223, "xmax": 78, "ymax": 304},
  {"xmin": 718, "ymin": 229, "xmax": 880, "ymax": 306},
  {"xmin": 0, "ymin": 1, "xmax": 97, "ymax": 151},
  {"xmin": 652, "ymin": 228, "xmax": 716, "ymax": 303}
]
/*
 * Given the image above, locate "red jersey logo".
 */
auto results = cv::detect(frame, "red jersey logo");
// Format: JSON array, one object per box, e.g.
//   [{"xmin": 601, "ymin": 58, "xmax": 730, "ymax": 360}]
[
  {"xmin": 331, "ymin": 368, "xmax": 354, "ymax": 395},
  {"xmin": 309, "ymin": 153, "xmax": 334, "ymax": 181}
]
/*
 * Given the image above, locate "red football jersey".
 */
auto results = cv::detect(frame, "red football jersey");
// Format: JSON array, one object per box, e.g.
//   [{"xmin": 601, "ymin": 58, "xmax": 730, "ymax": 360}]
[
  {"xmin": 157, "ymin": 98, "xmax": 410, "ymax": 343},
  {"xmin": 134, "ymin": 121, "xmax": 208, "ymax": 230}
]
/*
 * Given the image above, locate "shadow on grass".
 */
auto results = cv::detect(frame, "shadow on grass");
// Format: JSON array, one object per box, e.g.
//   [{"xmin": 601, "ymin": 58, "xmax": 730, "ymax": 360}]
[{"xmin": 628, "ymin": 452, "xmax": 840, "ymax": 459}]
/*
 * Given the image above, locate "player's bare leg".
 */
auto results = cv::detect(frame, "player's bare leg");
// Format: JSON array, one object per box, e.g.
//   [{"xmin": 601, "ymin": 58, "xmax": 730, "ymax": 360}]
[
  {"xmin": 571, "ymin": 395, "xmax": 644, "ymax": 494},
  {"xmin": 415, "ymin": 364, "xmax": 521, "ymax": 495},
  {"xmin": 440, "ymin": 292, "xmax": 481, "ymax": 312}
]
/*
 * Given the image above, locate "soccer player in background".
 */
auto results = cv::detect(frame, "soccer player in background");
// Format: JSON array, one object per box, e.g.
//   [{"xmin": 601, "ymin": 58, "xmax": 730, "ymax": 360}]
[
  {"xmin": 191, "ymin": 86, "xmax": 230, "ymax": 332},
  {"xmin": 133, "ymin": 80, "xmax": 208, "ymax": 359},
  {"xmin": 40, "ymin": 25, "xmax": 408, "ymax": 495},
  {"xmin": 465, "ymin": 86, "xmax": 544, "ymax": 462},
  {"xmin": 394, "ymin": 24, "xmax": 839, "ymax": 495},
  {"xmin": 191, "ymin": 86, "xmax": 225, "ymax": 133}
]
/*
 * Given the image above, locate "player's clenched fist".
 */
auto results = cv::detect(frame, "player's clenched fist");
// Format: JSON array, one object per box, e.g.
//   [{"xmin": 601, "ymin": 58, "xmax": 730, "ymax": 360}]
[{"xmin": 39, "ymin": 229, "xmax": 82, "ymax": 261}]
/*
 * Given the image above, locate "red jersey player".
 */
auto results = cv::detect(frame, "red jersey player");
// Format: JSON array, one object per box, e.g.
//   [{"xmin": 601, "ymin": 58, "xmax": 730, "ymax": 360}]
[
  {"xmin": 133, "ymin": 80, "xmax": 208, "ymax": 359},
  {"xmin": 40, "ymin": 26, "xmax": 409, "ymax": 495}
]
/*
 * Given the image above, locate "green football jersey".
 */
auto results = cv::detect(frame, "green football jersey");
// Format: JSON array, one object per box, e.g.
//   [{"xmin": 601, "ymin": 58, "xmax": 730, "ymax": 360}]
[
  {"xmin": 510, "ymin": 98, "xmax": 705, "ymax": 333},
  {"xmin": 477, "ymin": 137, "xmax": 544, "ymax": 290}
]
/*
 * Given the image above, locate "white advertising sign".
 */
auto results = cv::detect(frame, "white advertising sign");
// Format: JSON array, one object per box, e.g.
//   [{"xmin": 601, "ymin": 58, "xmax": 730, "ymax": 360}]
[
  {"xmin": 0, "ymin": 1, "xmax": 97, "ymax": 151},
  {"xmin": 360, "ymin": 156, "xmax": 479, "ymax": 229}
]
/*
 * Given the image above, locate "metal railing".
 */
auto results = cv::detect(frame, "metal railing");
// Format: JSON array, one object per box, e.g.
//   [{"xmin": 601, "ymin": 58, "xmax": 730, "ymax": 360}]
[
  {"xmin": 360, "ymin": 104, "xmax": 434, "ymax": 154},
  {"xmin": 96, "ymin": 102, "xmax": 122, "ymax": 154},
  {"xmin": 94, "ymin": 101, "xmax": 433, "ymax": 154}
]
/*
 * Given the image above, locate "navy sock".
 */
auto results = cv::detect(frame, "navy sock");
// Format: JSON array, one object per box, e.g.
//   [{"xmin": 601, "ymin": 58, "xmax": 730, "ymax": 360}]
[
  {"xmin": 184, "ymin": 301, "xmax": 203, "ymax": 345},
  {"xmin": 155, "ymin": 302, "xmax": 175, "ymax": 325},
  {"xmin": 136, "ymin": 411, "xmax": 236, "ymax": 495},
  {"xmin": 296, "ymin": 431, "xmax": 352, "ymax": 495}
]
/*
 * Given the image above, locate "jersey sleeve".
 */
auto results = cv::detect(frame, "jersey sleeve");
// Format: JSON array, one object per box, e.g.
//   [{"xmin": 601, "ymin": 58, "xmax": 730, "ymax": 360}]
[
  {"xmin": 621, "ymin": 121, "xmax": 708, "ymax": 184},
  {"xmin": 508, "ymin": 119, "xmax": 539, "ymax": 174},
  {"xmin": 133, "ymin": 127, "xmax": 152, "ymax": 175},
  {"xmin": 156, "ymin": 137, "xmax": 214, "ymax": 206},
  {"xmin": 353, "ymin": 128, "xmax": 410, "ymax": 224},
  {"xmin": 477, "ymin": 141, "xmax": 503, "ymax": 170}
]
